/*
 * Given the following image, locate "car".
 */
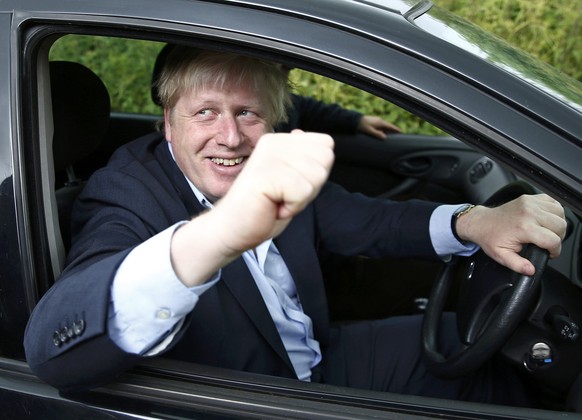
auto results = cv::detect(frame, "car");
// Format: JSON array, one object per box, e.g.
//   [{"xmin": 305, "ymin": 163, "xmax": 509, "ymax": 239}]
[{"xmin": 1, "ymin": 0, "xmax": 581, "ymax": 418}]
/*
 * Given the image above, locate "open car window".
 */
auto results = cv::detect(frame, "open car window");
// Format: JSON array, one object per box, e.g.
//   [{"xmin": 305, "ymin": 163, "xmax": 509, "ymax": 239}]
[
  {"xmin": 11, "ymin": 7, "xmax": 581, "ymax": 417},
  {"xmin": 43, "ymin": 33, "xmax": 516, "ymax": 323}
]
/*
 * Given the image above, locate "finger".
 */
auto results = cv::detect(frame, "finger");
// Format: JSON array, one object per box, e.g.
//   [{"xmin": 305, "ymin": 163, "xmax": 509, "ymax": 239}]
[
  {"xmin": 523, "ymin": 224, "xmax": 563, "ymax": 259},
  {"xmin": 369, "ymin": 128, "xmax": 388, "ymax": 140},
  {"xmin": 532, "ymin": 194, "xmax": 565, "ymax": 218},
  {"xmin": 493, "ymin": 248, "xmax": 536, "ymax": 276},
  {"xmin": 359, "ymin": 117, "xmax": 398, "ymax": 138},
  {"xmin": 505, "ymin": 255, "xmax": 536, "ymax": 276},
  {"xmin": 268, "ymin": 134, "xmax": 335, "ymax": 179},
  {"xmin": 500, "ymin": 194, "xmax": 566, "ymax": 255},
  {"xmin": 274, "ymin": 175, "xmax": 321, "ymax": 219},
  {"xmin": 383, "ymin": 121, "xmax": 401, "ymax": 133},
  {"xmin": 274, "ymin": 151, "xmax": 334, "ymax": 217},
  {"xmin": 522, "ymin": 195, "xmax": 566, "ymax": 256}
]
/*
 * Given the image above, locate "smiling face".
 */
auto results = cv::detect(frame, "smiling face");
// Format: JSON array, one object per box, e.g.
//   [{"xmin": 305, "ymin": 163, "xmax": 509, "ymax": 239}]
[
  {"xmin": 165, "ymin": 82, "xmax": 268, "ymax": 203},
  {"xmin": 157, "ymin": 48, "xmax": 291, "ymax": 201}
]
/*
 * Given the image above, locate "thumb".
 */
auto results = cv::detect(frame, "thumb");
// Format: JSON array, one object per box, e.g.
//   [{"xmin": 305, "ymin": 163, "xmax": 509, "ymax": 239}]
[{"xmin": 495, "ymin": 251, "xmax": 536, "ymax": 276}]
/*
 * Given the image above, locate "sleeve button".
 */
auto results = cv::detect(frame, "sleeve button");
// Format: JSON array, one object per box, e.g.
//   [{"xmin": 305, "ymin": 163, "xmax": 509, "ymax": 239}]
[
  {"xmin": 156, "ymin": 308, "xmax": 172, "ymax": 320},
  {"xmin": 58, "ymin": 327, "xmax": 70, "ymax": 343},
  {"xmin": 72, "ymin": 320, "xmax": 85, "ymax": 336},
  {"xmin": 53, "ymin": 331, "xmax": 62, "ymax": 347}
]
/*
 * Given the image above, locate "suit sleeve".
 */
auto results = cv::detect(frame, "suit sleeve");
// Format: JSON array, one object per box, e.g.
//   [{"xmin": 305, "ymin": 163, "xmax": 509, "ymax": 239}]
[
  {"xmin": 24, "ymin": 162, "xmax": 193, "ymax": 391},
  {"xmin": 314, "ymin": 182, "xmax": 440, "ymax": 259},
  {"xmin": 23, "ymin": 250, "xmax": 144, "ymax": 391},
  {"xmin": 276, "ymin": 94, "xmax": 362, "ymax": 134}
]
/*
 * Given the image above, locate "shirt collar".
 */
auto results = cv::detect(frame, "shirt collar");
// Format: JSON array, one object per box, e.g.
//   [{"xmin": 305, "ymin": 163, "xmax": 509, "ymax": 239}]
[{"xmin": 168, "ymin": 142, "xmax": 212, "ymax": 208}]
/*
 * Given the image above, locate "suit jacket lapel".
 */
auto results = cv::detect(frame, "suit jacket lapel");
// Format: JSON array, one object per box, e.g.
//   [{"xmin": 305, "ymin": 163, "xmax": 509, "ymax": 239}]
[{"xmin": 154, "ymin": 138, "xmax": 206, "ymax": 216}]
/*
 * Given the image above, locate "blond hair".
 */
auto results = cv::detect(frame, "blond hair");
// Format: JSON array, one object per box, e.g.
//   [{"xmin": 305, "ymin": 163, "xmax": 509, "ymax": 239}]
[{"xmin": 155, "ymin": 47, "xmax": 290, "ymax": 129}]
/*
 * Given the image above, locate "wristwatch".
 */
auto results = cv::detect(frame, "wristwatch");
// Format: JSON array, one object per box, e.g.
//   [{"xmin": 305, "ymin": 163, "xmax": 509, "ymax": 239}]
[{"xmin": 451, "ymin": 204, "xmax": 475, "ymax": 243}]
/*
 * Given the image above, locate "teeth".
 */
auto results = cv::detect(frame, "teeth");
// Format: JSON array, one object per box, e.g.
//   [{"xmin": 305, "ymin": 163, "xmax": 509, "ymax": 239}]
[{"xmin": 211, "ymin": 157, "xmax": 244, "ymax": 166}]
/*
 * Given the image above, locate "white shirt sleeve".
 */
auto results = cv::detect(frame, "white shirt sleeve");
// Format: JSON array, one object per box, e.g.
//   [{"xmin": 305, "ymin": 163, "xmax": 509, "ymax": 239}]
[
  {"xmin": 108, "ymin": 222, "xmax": 220, "ymax": 356},
  {"xmin": 429, "ymin": 204, "xmax": 479, "ymax": 259}
]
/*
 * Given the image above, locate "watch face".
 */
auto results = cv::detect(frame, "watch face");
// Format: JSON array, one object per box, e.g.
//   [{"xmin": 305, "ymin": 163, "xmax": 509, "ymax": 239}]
[
  {"xmin": 452, "ymin": 204, "xmax": 475, "ymax": 243},
  {"xmin": 456, "ymin": 204, "xmax": 475, "ymax": 218}
]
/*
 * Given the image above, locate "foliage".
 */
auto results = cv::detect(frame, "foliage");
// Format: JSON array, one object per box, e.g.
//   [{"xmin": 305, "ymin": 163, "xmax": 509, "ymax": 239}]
[
  {"xmin": 50, "ymin": 36, "xmax": 164, "ymax": 115},
  {"xmin": 50, "ymin": 1, "xmax": 580, "ymax": 136},
  {"xmin": 289, "ymin": 0, "xmax": 581, "ymax": 136},
  {"xmin": 288, "ymin": 72, "xmax": 437, "ymax": 135},
  {"xmin": 437, "ymin": 0, "xmax": 581, "ymax": 82}
]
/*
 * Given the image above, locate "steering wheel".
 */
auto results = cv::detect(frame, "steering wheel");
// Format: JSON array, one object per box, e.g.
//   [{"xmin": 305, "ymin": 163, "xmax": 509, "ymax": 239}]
[{"xmin": 422, "ymin": 181, "xmax": 549, "ymax": 379}]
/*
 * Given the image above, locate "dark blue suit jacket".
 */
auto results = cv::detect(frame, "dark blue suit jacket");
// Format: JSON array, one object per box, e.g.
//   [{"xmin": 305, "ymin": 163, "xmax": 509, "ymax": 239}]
[
  {"xmin": 24, "ymin": 132, "xmax": 439, "ymax": 391},
  {"xmin": 276, "ymin": 93, "xmax": 361, "ymax": 134}
]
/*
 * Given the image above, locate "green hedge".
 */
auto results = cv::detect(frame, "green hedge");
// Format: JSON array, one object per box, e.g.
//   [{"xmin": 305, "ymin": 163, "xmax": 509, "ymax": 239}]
[
  {"xmin": 50, "ymin": 1, "xmax": 580, "ymax": 135},
  {"xmin": 289, "ymin": 0, "xmax": 581, "ymax": 135},
  {"xmin": 50, "ymin": 36, "xmax": 164, "ymax": 116},
  {"xmin": 437, "ymin": 0, "xmax": 581, "ymax": 82}
]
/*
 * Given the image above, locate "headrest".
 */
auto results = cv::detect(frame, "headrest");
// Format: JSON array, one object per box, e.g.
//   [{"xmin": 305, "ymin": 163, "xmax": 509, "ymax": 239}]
[
  {"xmin": 151, "ymin": 44, "xmax": 206, "ymax": 107},
  {"xmin": 50, "ymin": 61, "xmax": 110, "ymax": 172},
  {"xmin": 151, "ymin": 43, "xmax": 176, "ymax": 107}
]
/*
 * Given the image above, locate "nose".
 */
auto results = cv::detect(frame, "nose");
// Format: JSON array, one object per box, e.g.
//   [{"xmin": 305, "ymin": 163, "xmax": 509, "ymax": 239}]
[{"xmin": 216, "ymin": 114, "xmax": 243, "ymax": 148}]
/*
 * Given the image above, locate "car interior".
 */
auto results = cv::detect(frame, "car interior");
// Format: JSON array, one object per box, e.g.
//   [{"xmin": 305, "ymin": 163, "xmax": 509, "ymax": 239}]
[
  {"xmin": 25, "ymin": 30, "xmax": 582, "ymax": 413},
  {"xmin": 46, "ymin": 35, "xmax": 518, "ymax": 322}
]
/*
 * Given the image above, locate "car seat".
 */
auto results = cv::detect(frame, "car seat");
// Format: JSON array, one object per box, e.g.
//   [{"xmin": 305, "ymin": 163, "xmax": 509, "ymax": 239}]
[{"xmin": 50, "ymin": 61, "xmax": 111, "ymax": 255}]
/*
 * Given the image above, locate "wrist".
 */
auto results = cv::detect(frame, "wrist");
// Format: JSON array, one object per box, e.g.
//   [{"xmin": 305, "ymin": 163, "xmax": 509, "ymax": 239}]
[{"xmin": 170, "ymin": 211, "xmax": 238, "ymax": 287}]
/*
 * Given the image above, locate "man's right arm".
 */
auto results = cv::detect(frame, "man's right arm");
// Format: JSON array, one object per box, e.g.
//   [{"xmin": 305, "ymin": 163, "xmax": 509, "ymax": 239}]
[
  {"xmin": 169, "ymin": 131, "xmax": 335, "ymax": 287},
  {"xmin": 108, "ymin": 222, "xmax": 219, "ymax": 355},
  {"xmin": 110, "ymin": 132, "xmax": 335, "ymax": 356},
  {"xmin": 24, "ymin": 131, "xmax": 334, "ymax": 391}
]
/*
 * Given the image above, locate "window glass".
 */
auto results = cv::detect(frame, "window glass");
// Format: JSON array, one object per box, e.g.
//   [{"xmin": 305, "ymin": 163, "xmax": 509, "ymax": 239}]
[
  {"xmin": 289, "ymin": 69, "xmax": 443, "ymax": 136},
  {"xmin": 415, "ymin": 6, "xmax": 582, "ymax": 112},
  {"xmin": 50, "ymin": 35, "xmax": 442, "ymax": 134},
  {"xmin": 50, "ymin": 35, "xmax": 165, "ymax": 115}
]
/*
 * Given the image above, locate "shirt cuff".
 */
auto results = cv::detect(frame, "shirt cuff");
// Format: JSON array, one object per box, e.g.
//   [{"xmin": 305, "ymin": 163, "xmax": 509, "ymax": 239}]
[
  {"xmin": 108, "ymin": 221, "xmax": 220, "ymax": 355},
  {"xmin": 429, "ymin": 204, "xmax": 479, "ymax": 259}
]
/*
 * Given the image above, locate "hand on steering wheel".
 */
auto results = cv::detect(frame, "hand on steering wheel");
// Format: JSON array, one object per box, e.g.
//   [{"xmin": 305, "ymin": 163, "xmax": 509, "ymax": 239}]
[{"xmin": 422, "ymin": 182, "xmax": 549, "ymax": 379}]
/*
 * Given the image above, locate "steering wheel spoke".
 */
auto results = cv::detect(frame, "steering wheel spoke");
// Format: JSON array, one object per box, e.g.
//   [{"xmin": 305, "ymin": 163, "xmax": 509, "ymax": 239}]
[{"xmin": 458, "ymin": 251, "xmax": 515, "ymax": 344}]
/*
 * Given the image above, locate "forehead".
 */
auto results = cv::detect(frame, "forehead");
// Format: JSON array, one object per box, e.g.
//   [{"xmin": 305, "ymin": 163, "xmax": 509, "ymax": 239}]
[
  {"xmin": 182, "ymin": 58, "xmax": 260, "ymax": 92},
  {"xmin": 178, "ymin": 81, "xmax": 264, "ymax": 106}
]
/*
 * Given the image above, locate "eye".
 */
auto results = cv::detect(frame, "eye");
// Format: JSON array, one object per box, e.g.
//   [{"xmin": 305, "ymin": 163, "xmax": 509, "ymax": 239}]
[
  {"xmin": 237, "ymin": 109, "xmax": 265, "ymax": 127},
  {"xmin": 194, "ymin": 108, "xmax": 217, "ymax": 121},
  {"xmin": 239, "ymin": 110, "xmax": 256, "ymax": 117}
]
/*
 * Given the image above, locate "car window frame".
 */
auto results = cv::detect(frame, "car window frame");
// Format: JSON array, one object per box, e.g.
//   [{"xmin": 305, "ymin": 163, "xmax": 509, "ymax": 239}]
[{"xmin": 19, "ymin": 18, "xmax": 489, "ymax": 294}]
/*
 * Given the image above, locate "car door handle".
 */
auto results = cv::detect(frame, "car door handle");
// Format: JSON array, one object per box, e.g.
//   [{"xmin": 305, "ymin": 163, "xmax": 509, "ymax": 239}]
[{"xmin": 396, "ymin": 157, "xmax": 432, "ymax": 175}]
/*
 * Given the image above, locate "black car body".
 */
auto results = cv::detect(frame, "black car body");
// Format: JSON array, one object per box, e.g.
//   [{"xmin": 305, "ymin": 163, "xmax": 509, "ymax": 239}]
[{"xmin": 1, "ymin": 0, "xmax": 581, "ymax": 418}]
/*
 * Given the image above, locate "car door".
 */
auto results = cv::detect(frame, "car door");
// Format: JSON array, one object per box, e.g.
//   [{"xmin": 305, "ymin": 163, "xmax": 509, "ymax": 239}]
[{"xmin": 4, "ymin": 0, "xmax": 581, "ymax": 418}]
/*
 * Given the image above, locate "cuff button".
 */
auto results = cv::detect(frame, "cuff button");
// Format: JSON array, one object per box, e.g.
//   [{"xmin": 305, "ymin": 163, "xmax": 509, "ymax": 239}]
[
  {"xmin": 72, "ymin": 320, "xmax": 85, "ymax": 336},
  {"xmin": 156, "ymin": 308, "xmax": 172, "ymax": 320}
]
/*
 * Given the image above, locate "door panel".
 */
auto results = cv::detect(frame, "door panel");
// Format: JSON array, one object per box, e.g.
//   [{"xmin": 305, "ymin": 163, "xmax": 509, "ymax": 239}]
[{"xmin": 331, "ymin": 133, "xmax": 514, "ymax": 204}]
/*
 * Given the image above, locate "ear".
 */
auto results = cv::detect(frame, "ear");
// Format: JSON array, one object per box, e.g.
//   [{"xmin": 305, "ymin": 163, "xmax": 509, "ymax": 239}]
[{"xmin": 164, "ymin": 108, "xmax": 172, "ymax": 142}]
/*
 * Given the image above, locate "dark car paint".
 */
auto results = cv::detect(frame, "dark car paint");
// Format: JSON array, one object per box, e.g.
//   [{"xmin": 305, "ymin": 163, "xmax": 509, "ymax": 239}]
[{"xmin": 1, "ymin": 0, "xmax": 581, "ymax": 418}]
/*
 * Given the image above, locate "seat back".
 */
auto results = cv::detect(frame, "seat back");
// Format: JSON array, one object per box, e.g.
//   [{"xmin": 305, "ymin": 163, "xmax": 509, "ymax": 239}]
[{"xmin": 50, "ymin": 61, "xmax": 111, "ymax": 254}]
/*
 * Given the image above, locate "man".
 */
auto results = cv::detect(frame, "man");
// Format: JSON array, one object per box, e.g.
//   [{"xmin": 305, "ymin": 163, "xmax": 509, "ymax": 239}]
[{"xmin": 25, "ymin": 47, "xmax": 566, "ymax": 404}]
